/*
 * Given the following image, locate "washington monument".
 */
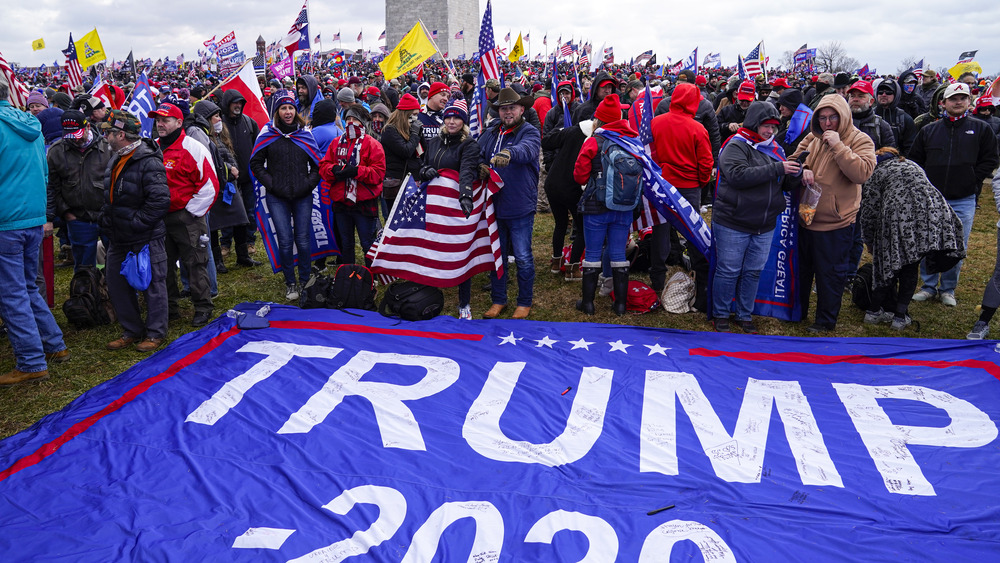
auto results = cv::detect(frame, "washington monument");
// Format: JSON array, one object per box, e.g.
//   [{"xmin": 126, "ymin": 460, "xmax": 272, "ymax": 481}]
[{"xmin": 385, "ymin": 0, "xmax": 481, "ymax": 60}]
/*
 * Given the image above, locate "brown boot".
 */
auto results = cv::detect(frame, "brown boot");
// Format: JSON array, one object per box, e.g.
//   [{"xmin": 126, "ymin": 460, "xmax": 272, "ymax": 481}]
[
  {"xmin": 107, "ymin": 336, "xmax": 138, "ymax": 351},
  {"xmin": 135, "ymin": 338, "xmax": 165, "ymax": 353},
  {"xmin": 512, "ymin": 306, "xmax": 531, "ymax": 319},
  {"xmin": 565, "ymin": 263, "xmax": 582, "ymax": 282},
  {"xmin": 45, "ymin": 349, "xmax": 71, "ymax": 363},
  {"xmin": 483, "ymin": 304, "xmax": 506, "ymax": 319},
  {"xmin": 0, "ymin": 369, "xmax": 49, "ymax": 386},
  {"xmin": 550, "ymin": 255, "xmax": 562, "ymax": 274}
]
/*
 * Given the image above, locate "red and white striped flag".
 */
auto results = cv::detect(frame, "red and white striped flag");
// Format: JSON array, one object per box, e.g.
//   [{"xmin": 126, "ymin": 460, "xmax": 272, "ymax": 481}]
[
  {"xmin": 0, "ymin": 51, "xmax": 30, "ymax": 108},
  {"xmin": 62, "ymin": 34, "xmax": 84, "ymax": 90},
  {"xmin": 368, "ymin": 169, "xmax": 504, "ymax": 287}
]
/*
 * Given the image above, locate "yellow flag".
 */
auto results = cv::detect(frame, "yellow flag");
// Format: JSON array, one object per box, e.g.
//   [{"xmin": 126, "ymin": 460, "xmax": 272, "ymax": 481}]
[
  {"xmin": 31, "ymin": 38, "xmax": 45, "ymax": 51},
  {"xmin": 508, "ymin": 33, "xmax": 524, "ymax": 63},
  {"xmin": 948, "ymin": 61, "xmax": 982, "ymax": 80},
  {"xmin": 74, "ymin": 28, "xmax": 107, "ymax": 69},
  {"xmin": 379, "ymin": 23, "xmax": 436, "ymax": 81}
]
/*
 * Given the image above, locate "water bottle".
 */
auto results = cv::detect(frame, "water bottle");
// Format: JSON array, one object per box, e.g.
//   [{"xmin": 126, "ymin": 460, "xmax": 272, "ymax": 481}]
[
  {"xmin": 198, "ymin": 233, "xmax": 209, "ymax": 249},
  {"xmin": 256, "ymin": 304, "xmax": 271, "ymax": 317},
  {"xmin": 225, "ymin": 309, "xmax": 244, "ymax": 319}
]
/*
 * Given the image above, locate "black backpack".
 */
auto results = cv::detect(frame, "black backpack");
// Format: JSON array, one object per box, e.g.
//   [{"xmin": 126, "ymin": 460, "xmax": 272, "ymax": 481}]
[
  {"xmin": 63, "ymin": 266, "xmax": 116, "ymax": 328},
  {"xmin": 328, "ymin": 264, "xmax": 377, "ymax": 310},
  {"xmin": 851, "ymin": 262, "xmax": 896, "ymax": 311},
  {"xmin": 379, "ymin": 281, "xmax": 444, "ymax": 321},
  {"xmin": 299, "ymin": 271, "xmax": 334, "ymax": 309}
]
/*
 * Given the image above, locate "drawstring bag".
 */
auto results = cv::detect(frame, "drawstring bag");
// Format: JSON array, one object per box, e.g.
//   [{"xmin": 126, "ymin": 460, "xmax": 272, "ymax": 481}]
[{"xmin": 121, "ymin": 245, "xmax": 152, "ymax": 291}]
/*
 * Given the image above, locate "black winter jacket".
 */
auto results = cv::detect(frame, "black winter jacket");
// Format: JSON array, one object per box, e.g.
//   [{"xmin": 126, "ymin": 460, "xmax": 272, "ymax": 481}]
[
  {"xmin": 381, "ymin": 121, "xmax": 423, "ymax": 182},
  {"xmin": 713, "ymin": 102, "xmax": 796, "ymax": 234},
  {"xmin": 572, "ymin": 70, "xmax": 614, "ymax": 124},
  {"xmin": 100, "ymin": 139, "xmax": 170, "ymax": 244},
  {"xmin": 220, "ymin": 89, "xmax": 261, "ymax": 188},
  {"xmin": 249, "ymin": 125, "xmax": 321, "ymax": 201},
  {"xmin": 48, "ymin": 134, "xmax": 114, "ymax": 223},
  {"xmin": 424, "ymin": 131, "xmax": 479, "ymax": 194},
  {"xmin": 908, "ymin": 115, "xmax": 1000, "ymax": 200},
  {"xmin": 852, "ymin": 107, "xmax": 896, "ymax": 151},
  {"xmin": 873, "ymin": 79, "xmax": 917, "ymax": 154},
  {"xmin": 540, "ymin": 120, "xmax": 590, "ymax": 209},
  {"xmin": 895, "ymin": 70, "xmax": 927, "ymax": 120},
  {"xmin": 717, "ymin": 103, "xmax": 747, "ymax": 144}
]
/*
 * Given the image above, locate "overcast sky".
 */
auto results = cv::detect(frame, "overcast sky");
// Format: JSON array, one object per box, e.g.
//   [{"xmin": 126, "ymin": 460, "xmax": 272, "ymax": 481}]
[{"xmin": 3, "ymin": 1, "xmax": 998, "ymax": 77}]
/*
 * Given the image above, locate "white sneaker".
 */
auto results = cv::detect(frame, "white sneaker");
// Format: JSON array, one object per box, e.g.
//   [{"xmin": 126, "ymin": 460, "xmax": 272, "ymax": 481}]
[
  {"xmin": 864, "ymin": 309, "xmax": 893, "ymax": 324},
  {"xmin": 940, "ymin": 293, "xmax": 957, "ymax": 307},
  {"xmin": 458, "ymin": 305, "xmax": 472, "ymax": 320},
  {"xmin": 967, "ymin": 320, "xmax": 990, "ymax": 340},
  {"xmin": 911, "ymin": 289, "xmax": 935, "ymax": 302},
  {"xmin": 285, "ymin": 283, "xmax": 300, "ymax": 301}
]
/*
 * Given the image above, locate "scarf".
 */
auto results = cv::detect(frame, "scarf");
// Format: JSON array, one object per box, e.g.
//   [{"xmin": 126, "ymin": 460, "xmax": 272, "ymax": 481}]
[
  {"xmin": 785, "ymin": 104, "xmax": 812, "ymax": 145},
  {"xmin": 729, "ymin": 128, "xmax": 787, "ymax": 162},
  {"xmin": 335, "ymin": 123, "xmax": 365, "ymax": 203}
]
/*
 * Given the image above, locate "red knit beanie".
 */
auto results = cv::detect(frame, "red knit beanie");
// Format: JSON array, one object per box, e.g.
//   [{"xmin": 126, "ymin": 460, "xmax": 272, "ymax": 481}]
[
  {"xmin": 594, "ymin": 94, "xmax": 625, "ymax": 123},
  {"xmin": 428, "ymin": 82, "xmax": 449, "ymax": 99},
  {"xmin": 396, "ymin": 93, "xmax": 420, "ymax": 111}
]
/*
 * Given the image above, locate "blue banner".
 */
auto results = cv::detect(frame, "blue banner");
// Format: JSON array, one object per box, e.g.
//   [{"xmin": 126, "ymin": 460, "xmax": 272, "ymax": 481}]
[{"xmin": 1, "ymin": 306, "xmax": 999, "ymax": 560}]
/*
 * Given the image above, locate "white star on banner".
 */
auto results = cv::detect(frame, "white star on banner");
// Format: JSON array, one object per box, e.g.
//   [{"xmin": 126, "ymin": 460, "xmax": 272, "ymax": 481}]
[
  {"xmin": 499, "ymin": 332, "xmax": 521, "ymax": 346},
  {"xmin": 645, "ymin": 343, "xmax": 670, "ymax": 356},
  {"xmin": 536, "ymin": 336, "xmax": 558, "ymax": 348},
  {"xmin": 569, "ymin": 338, "xmax": 594, "ymax": 350},
  {"xmin": 608, "ymin": 340, "xmax": 631, "ymax": 353}
]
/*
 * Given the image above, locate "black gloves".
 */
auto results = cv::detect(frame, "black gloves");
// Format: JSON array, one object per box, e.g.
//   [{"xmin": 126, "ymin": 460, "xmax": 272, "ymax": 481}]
[
  {"xmin": 459, "ymin": 185, "xmax": 474, "ymax": 218},
  {"xmin": 334, "ymin": 164, "xmax": 358, "ymax": 180},
  {"xmin": 419, "ymin": 165, "xmax": 439, "ymax": 182}
]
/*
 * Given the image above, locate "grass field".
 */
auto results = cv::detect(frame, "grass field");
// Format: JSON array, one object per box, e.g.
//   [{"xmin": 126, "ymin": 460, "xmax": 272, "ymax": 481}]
[{"xmin": 1, "ymin": 182, "xmax": 996, "ymax": 439}]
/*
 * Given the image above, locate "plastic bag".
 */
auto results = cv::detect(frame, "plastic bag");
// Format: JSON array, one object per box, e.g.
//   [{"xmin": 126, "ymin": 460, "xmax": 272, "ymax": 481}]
[
  {"xmin": 121, "ymin": 244, "xmax": 152, "ymax": 291},
  {"xmin": 222, "ymin": 182, "xmax": 237, "ymax": 205},
  {"xmin": 799, "ymin": 183, "xmax": 822, "ymax": 226}
]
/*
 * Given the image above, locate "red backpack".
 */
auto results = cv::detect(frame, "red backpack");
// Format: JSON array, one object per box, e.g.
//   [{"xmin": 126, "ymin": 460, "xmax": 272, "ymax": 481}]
[{"xmin": 612, "ymin": 280, "xmax": 660, "ymax": 314}]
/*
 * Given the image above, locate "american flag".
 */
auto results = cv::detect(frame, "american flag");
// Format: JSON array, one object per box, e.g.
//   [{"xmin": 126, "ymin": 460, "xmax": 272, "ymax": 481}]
[
  {"xmin": 455, "ymin": 30, "xmax": 464, "ymax": 40},
  {"xmin": 744, "ymin": 42, "xmax": 764, "ymax": 78},
  {"xmin": 379, "ymin": 30, "xmax": 386, "ymax": 40},
  {"xmin": 431, "ymin": 30, "xmax": 438, "ymax": 39},
  {"xmin": 543, "ymin": 34, "xmax": 547, "ymax": 45},
  {"xmin": 314, "ymin": 34, "xmax": 320, "ymax": 44},
  {"xmin": 909, "ymin": 58, "xmax": 925, "ymax": 79},
  {"xmin": 478, "ymin": 1, "xmax": 499, "ymax": 80},
  {"xmin": 333, "ymin": 32, "xmax": 340, "ymax": 41},
  {"xmin": 632, "ymin": 84, "xmax": 667, "ymax": 231},
  {"xmin": 524, "ymin": 33, "xmax": 530, "ymax": 41},
  {"xmin": 560, "ymin": 42, "xmax": 573, "ymax": 57},
  {"xmin": 504, "ymin": 31, "xmax": 510, "ymax": 42},
  {"xmin": 0, "ymin": 51, "xmax": 30, "ymax": 108},
  {"xmin": 579, "ymin": 52, "xmax": 589, "ymax": 68},
  {"xmin": 367, "ymin": 170, "xmax": 504, "ymax": 286},
  {"xmin": 603, "ymin": 46, "xmax": 614, "ymax": 65},
  {"xmin": 63, "ymin": 34, "xmax": 84, "ymax": 90},
  {"xmin": 357, "ymin": 31, "xmax": 363, "ymax": 42}
]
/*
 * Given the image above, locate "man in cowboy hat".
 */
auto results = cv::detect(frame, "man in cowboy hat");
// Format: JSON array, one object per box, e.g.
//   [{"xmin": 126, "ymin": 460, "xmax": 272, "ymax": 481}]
[{"xmin": 478, "ymin": 88, "xmax": 541, "ymax": 320}]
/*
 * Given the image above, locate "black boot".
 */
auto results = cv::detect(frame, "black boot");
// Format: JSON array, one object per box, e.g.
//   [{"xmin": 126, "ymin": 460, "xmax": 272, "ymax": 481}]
[
  {"xmin": 215, "ymin": 260, "xmax": 229, "ymax": 274},
  {"xmin": 576, "ymin": 267, "xmax": 600, "ymax": 315},
  {"xmin": 612, "ymin": 266, "xmax": 630, "ymax": 316},
  {"xmin": 235, "ymin": 246, "xmax": 262, "ymax": 267}
]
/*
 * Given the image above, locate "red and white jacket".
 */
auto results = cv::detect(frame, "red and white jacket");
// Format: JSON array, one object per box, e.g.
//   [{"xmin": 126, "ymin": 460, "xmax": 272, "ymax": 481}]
[{"xmin": 159, "ymin": 130, "xmax": 218, "ymax": 216}]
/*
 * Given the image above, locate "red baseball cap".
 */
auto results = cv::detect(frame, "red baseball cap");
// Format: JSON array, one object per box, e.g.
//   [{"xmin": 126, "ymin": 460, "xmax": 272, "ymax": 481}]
[
  {"xmin": 365, "ymin": 86, "xmax": 381, "ymax": 98},
  {"xmin": 848, "ymin": 80, "xmax": 875, "ymax": 98},
  {"xmin": 149, "ymin": 103, "xmax": 183, "ymax": 120},
  {"xmin": 736, "ymin": 80, "xmax": 756, "ymax": 102},
  {"xmin": 771, "ymin": 78, "xmax": 790, "ymax": 89}
]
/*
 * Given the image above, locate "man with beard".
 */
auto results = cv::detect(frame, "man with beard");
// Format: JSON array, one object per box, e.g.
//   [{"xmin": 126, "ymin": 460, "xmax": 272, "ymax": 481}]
[
  {"xmin": 478, "ymin": 88, "xmax": 541, "ymax": 320},
  {"xmin": 873, "ymin": 78, "xmax": 917, "ymax": 154},
  {"xmin": 417, "ymin": 81, "xmax": 450, "ymax": 143},
  {"xmin": 847, "ymin": 80, "xmax": 895, "ymax": 150},
  {"xmin": 573, "ymin": 71, "xmax": 616, "ymax": 124},
  {"xmin": 295, "ymin": 74, "xmax": 323, "ymax": 122},
  {"xmin": 719, "ymin": 80, "xmax": 755, "ymax": 143}
]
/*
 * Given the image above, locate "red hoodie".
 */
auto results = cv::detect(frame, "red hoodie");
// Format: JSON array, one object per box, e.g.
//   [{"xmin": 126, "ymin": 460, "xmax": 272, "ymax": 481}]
[{"xmin": 649, "ymin": 83, "xmax": 713, "ymax": 188}]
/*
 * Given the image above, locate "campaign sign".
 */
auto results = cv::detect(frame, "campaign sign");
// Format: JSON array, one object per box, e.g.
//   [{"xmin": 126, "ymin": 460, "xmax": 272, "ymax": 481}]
[{"xmin": 1, "ymin": 305, "xmax": 999, "ymax": 561}]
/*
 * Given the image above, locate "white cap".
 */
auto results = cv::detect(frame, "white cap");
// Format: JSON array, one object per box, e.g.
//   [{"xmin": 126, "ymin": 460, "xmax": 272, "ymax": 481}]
[{"xmin": 943, "ymin": 83, "xmax": 971, "ymax": 99}]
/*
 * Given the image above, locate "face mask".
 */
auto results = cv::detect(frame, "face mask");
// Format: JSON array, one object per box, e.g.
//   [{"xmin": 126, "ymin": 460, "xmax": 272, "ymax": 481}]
[
  {"xmin": 902, "ymin": 83, "xmax": 915, "ymax": 94},
  {"xmin": 213, "ymin": 121, "xmax": 223, "ymax": 134},
  {"xmin": 346, "ymin": 123, "xmax": 363, "ymax": 139},
  {"xmin": 372, "ymin": 120, "xmax": 384, "ymax": 134}
]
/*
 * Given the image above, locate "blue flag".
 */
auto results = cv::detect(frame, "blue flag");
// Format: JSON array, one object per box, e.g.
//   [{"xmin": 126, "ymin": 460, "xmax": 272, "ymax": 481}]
[
  {"xmin": 2, "ymin": 306, "xmax": 1000, "ymax": 560},
  {"xmin": 125, "ymin": 72, "xmax": 156, "ymax": 138},
  {"xmin": 683, "ymin": 47, "xmax": 698, "ymax": 72}
]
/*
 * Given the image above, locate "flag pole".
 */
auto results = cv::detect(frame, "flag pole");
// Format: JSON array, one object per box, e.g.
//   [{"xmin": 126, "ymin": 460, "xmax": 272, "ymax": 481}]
[
  {"xmin": 202, "ymin": 58, "xmax": 255, "ymax": 101},
  {"xmin": 417, "ymin": 19, "xmax": 457, "ymax": 81},
  {"xmin": 761, "ymin": 39, "xmax": 767, "ymax": 82},
  {"xmin": 368, "ymin": 173, "xmax": 413, "ymax": 268}
]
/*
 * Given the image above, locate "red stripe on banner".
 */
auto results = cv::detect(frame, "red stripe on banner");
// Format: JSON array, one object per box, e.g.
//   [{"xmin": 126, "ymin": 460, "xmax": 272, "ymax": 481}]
[
  {"xmin": 753, "ymin": 299, "xmax": 792, "ymax": 308},
  {"xmin": 0, "ymin": 327, "xmax": 242, "ymax": 483},
  {"xmin": 268, "ymin": 320, "xmax": 484, "ymax": 340},
  {"xmin": 689, "ymin": 348, "xmax": 1000, "ymax": 380}
]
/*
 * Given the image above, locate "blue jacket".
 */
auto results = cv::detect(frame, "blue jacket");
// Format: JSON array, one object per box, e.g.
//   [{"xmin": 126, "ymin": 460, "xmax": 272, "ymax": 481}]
[
  {"xmin": 478, "ymin": 119, "xmax": 541, "ymax": 220},
  {"xmin": 0, "ymin": 101, "xmax": 47, "ymax": 231}
]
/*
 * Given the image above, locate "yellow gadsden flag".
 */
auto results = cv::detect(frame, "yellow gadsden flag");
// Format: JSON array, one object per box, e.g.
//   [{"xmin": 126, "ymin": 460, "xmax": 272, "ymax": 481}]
[
  {"xmin": 31, "ymin": 38, "xmax": 45, "ymax": 51},
  {"xmin": 379, "ymin": 23, "xmax": 436, "ymax": 81},
  {"xmin": 508, "ymin": 33, "xmax": 524, "ymax": 62},
  {"xmin": 74, "ymin": 28, "xmax": 107, "ymax": 69},
  {"xmin": 948, "ymin": 61, "xmax": 982, "ymax": 81}
]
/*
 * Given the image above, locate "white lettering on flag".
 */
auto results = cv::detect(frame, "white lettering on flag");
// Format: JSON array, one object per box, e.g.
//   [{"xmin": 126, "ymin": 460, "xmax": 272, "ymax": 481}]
[
  {"xmin": 289, "ymin": 485, "xmax": 407, "ymax": 563},
  {"xmin": 401, "ymin": 501, "xmax": 504, "ymax": 562},
  {"xmin": 638, "ymin": 520, "xmax": 737, "ymax": 562},
  {"xmin": 525, "ymin": 510, "xmax": 619, "ymax": 561}
]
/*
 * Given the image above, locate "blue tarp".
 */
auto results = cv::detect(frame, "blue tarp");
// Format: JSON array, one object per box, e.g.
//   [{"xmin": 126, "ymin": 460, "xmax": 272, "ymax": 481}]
[{"xmin": 1, "ymin": 304, "xmax": 999, "ymax": 561}]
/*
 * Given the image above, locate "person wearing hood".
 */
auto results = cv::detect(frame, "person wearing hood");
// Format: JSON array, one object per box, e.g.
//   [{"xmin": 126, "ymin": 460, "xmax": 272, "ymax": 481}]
[
  {"xmin": 98, "ymin": 110, "xmax": 171, "ymax": 353},
  {"xmin": 711, "ymin": 101, "xmax": 801, "ymax": 332},
  {"xmin": 219, "ymin": 88, "xmax": 260, "ymax": 261},
  {"xmin": 872, "ymin": 78, "xmax": 916, "ymax": 154},
  {"xmin": 775, "ymin": 88, "xmax": 812, "ymax": 155},
  {"xmin": 369, "ymin": 103, "xmax": 390, "ymax": 141},
  {"xmin": 650, "ymin": 83, "xmax": 715, "ymax": 309},
  {"xmin": 573, "ymin": 71, "xmax": 617, "ymax": 124},
  {"xmin": 295, "ymin": 74, "xmax": 323, "ymax": 123},
  {"xmin": 0, "ymin": 81, "xmax": 68, "ymax": 386},
  {"xmin": 250, "ymin": 90, "xmax": 322, "ymax": 301},
  {"xmin": 318, "ymin": 104, "xmax": 386, "ymax": 268},
  {"xmin": 50, "ymin": 91, "xmax": 72, "ymax": 111},
  {"xmin": 656, "ymin": 69, "xmax": 722, "ymax": 208},
  {"xmin": 972, "ymin": 96, "xmax": 1000, "ymax": 145},
  {"xmin": 47, "ymin": 109, "xmax": 113, "ymax": 270},
  {"xmin": 788, "ymin": 94, "xmax": 876, "ymax": 332},
  {"xmin": 913, "ymin": 83, "xmax": 948, "ymax": 132},
  {"xmin": 478, "ymin": 87, "xmax": 541, "ymax": 320},
  {"xmin": 417, "ymin": 82, "xmax": 431, "ymax": 109},
  {"xmin": 909, "ymin": 83, "xmax": 999, "ymax": 307},
  {"xmin": 895, "ymin": 69, "xmax": 926, "ymax": 119},
  {"xmin": 573, "ymin": 94, "xmax": 637, "ymax": 316}
]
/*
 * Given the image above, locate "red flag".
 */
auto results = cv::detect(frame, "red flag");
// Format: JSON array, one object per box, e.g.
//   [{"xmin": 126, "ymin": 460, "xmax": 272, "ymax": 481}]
[
  {"xmin": 220, "ymin": 63, "xmax": 270, "ymax": 128},
  {"xmin": 368, "ymin": 169, "xmax": 504, "ymax": 287}
]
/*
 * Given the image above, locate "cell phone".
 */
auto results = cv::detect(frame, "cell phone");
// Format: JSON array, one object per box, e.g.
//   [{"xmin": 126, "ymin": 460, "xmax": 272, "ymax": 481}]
[{"xmin": 796, "ymin": 151, "xmax": 810, "ymax": 164}]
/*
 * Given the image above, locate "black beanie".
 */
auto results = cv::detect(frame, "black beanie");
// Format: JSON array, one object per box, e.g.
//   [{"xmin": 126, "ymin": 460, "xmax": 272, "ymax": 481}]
[
  {"xmin": 311, "ymin": 99, "xmax": 339, "ymax": 127},
  {"xmin": 778, "ymin": 88, "xmax": 803, "ymax": 110}
]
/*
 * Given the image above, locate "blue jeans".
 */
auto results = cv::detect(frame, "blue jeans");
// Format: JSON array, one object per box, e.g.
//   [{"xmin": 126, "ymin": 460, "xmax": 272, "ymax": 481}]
[
  {"xmin": 0, "ymin": 227, "xmax": 66, "ymax": 372},
  {"xmin": 66, "ymin": 219, "xmax": 101, "ymax": 271},
  {"xmin": 582, "ymin": 210, "xmax": 632, "ymax": 267},
  {"xmin": 920, "ymin": 194, "xmax": 975, "ymax": 296},
  {"xmin": 490, "ymin": 214, "xmax": 536, "ymax": 307},
  {"xmin": 334, "ymin": 209, "xmax": 380, "ymax": 266},
  {"xmin": 711, "ymin": 223, "xmax": 773, "ymax": 321},
  {"xmin": 268, "ymin": 194, "xmax": 314, "ymax": 285}
]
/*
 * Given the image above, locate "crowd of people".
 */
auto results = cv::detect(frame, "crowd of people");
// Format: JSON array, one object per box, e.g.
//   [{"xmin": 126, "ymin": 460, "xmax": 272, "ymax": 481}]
[{"xmin": 1, "ymin": 56, "xmax": 999, "ymax": 386}]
